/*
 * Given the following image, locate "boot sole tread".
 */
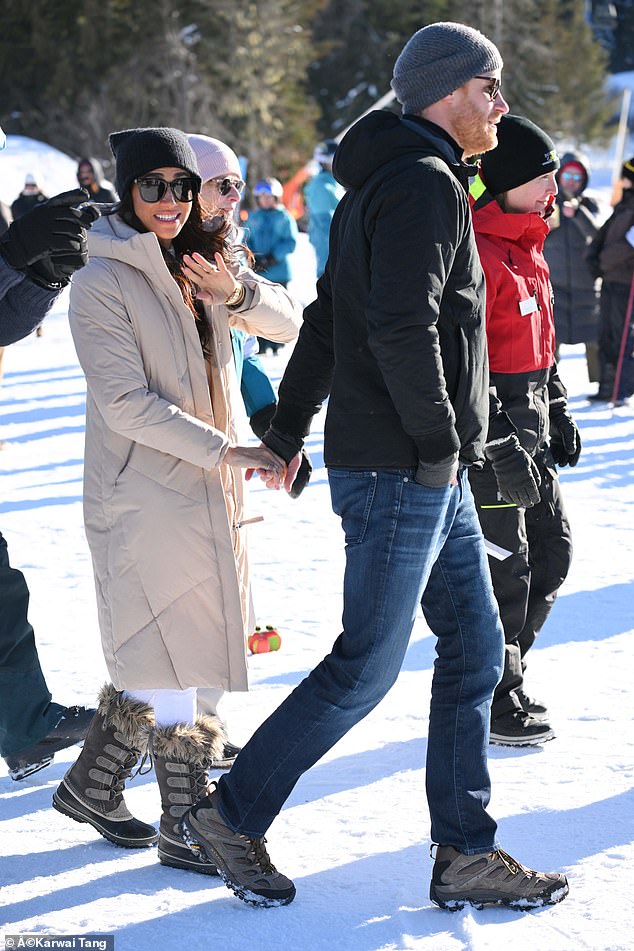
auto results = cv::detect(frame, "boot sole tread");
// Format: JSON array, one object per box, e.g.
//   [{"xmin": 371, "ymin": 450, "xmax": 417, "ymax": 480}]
[
  {"xmin": 52, "ymin": 789, "xmax": 158, "ymax": 849},
  {"xmin": 179, "ymin": 816, "xmax": 295, "ymax": 907},
  {"xmin": 430, "ymin": 881, "xmax": 569, "ymax": 911}
]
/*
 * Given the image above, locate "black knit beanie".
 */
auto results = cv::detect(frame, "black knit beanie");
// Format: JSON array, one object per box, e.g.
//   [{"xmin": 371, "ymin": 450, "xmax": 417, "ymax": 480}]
[
  {"xmin": 480, "ymin": 115, "xmax": 559, "ymax": 196},
  {"xmin": 391, "ymin": 21, "xmax": 503, "ymax": 114},
  {"xmin": 109, "ymin": 127, "xmax": 201, "ymax": 198},
  {"xmin": 622, "ymin": 157, "xmax": 634, "ymax": 185}
]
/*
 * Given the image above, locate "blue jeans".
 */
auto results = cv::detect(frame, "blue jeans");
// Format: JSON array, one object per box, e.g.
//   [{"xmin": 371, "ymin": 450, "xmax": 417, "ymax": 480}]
[{"xmin": 216, "ymin": 468, "xmax": 503, "ymax": 853}]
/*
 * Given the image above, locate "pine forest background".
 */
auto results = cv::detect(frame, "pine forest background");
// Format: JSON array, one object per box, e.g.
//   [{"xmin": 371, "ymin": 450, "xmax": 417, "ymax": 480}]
[{"xmin": 1, "ymin": 0, "xmax": 632, "ymax": 192}]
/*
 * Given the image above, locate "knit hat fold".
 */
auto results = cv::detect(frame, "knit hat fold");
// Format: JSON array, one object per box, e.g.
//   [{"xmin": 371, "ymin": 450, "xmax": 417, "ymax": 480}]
[
  {"xmin": 391, "ymin": 21, "xmax": 503, "ymax": 114},
  {"xmin": 480, "ymin": 115, "xmax": 559, "ymax": 196},
  {"xmin": 109, "ymin": 127, "xmax": 201, "ymax": 199},
  {"xmin": 187, "ymin": 134, "xmax": 242, "ymax": 184}
]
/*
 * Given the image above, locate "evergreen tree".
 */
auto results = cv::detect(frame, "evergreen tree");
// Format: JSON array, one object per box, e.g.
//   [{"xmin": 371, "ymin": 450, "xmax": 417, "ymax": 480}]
[{"xmin": 188, "ymin": 0, "xmax": 320, "ymax": 186}]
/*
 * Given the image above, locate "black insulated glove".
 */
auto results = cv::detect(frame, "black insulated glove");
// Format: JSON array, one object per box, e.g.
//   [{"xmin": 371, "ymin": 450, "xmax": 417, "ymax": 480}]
[
  {"xmin": 254, "ymin": 254, "xmax": 276, "ymax": 273},
  {"xmin": 485, "ymin": 434, "xmax": 542, "ymax": 507},
  {"xmin": 549, "ymin": 408, "xmax": 581, "ymax": 467},
  {"xmin": 0, "ymin": 189, "xmax": 100, "ymax": 289}
]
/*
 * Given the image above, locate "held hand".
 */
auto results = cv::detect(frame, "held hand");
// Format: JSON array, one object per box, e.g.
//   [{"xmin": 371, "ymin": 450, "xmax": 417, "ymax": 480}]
[
  {"xmin": 227, "ymin": 444, "xmax": 286, "ymax": 488},
  {"xmin": 183, "ymin": 251, "xmax": 237, "ymax": 304}
]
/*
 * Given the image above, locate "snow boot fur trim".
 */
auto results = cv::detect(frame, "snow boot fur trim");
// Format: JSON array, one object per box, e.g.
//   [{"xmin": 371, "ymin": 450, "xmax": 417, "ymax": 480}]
[
  {"xmin": 52, "ymin": 684, "xmax": 158, "ymax": 848},
  {"xmin": 152, "ymin": 714, "xmax": 225, "ymax": 875}
]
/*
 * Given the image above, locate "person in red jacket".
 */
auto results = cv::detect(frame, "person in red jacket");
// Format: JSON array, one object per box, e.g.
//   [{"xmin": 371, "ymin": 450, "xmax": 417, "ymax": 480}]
[{"xmin": 469, "ymin": 115, "xmax": 581, "ymax": 746}]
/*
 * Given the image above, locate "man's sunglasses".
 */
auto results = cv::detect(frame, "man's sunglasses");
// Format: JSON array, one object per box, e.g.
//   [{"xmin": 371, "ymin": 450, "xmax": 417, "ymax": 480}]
[
  {"xmin": 135, "ymin": 177, "xmax": 199, "ymax": 203},
  {"xmin": 474, "ymin": 76, "xmax": 502, "ymax": 101},
  {"xmin": 210, "ymin": 177, "xmax": 245, "ymax": 196}
]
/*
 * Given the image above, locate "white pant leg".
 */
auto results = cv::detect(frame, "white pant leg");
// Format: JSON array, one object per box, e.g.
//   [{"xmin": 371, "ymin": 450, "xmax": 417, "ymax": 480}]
[{"xmin": 124, "ymin": 688, "xmax": 197, "ymax": 726}]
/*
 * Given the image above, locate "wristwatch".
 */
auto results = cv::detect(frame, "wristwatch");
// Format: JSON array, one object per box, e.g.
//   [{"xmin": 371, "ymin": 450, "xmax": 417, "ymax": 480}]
[{"xmin": 223, "ymin": 282, "xmax": 246, "ymax": 308}]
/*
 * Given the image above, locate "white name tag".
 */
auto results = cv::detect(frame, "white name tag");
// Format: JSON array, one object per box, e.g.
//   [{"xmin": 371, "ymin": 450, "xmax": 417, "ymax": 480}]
[{"xmin": 519, "ymin": 296, "xmax": 538, "ymax": 316}]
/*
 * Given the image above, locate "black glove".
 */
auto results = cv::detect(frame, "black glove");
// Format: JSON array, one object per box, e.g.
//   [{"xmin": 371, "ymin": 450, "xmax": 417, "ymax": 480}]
[
  {"xmin": 485, "ymin": 434, "xmax": 542, "ymax": 507},
  {"xmin": 415, "ymin": 454, "xmax": 459, "ymax": 488},
  {"xmin": 254, "ymin": 253, "xmax": 276, "ymax": 274},
  {"xmin": 549, "ymin": 408, "xmax": 581, "ymax": 467},
  {"xmin": 251, "ymin": 403, "xmax": 312, "ymax": 498},
  {"xmin": 0, "ymin": 189, "xmax": 100, "ymax": 289}
]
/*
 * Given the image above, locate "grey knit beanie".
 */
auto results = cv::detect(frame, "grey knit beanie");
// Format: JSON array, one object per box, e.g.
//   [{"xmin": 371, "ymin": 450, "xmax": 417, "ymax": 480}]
[
  {"xmin": 391, "ymin": 21, "xmax": 503, "ymax": 114},
  {"xmin": 109, "ymin": 127, "xmax": 201, "ymax": 198}
]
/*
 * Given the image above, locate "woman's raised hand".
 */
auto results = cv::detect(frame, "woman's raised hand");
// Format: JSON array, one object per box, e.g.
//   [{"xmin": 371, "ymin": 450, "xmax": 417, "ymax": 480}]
[{"xmin": 183, "ymin": 251, "xmax": 238, "ymax": 304}]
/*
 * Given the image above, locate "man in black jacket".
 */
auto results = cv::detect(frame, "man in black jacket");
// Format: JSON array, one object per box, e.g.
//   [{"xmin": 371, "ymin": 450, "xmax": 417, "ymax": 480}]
[
  {"xmin": 1, "ymin": 125, "xmax": 99, "ymax": 780},
  {"xmin": 179, "ymin": 23, "xmax": 569, "ymax": 911}
]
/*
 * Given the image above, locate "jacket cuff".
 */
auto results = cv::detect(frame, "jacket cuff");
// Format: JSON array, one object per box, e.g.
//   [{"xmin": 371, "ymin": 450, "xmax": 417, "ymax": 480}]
[{"xmin": 261, "ymin": 424, "xmax": 303, "ymax": 464}]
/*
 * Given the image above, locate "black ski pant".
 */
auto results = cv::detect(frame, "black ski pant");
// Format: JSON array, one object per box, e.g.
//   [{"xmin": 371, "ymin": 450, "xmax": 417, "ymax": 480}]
[
  {"xmin": 0, "ymin": 529, "xmax": 63, "ymax": 756},
  {"xmin": 468, "ymin": 459, "xmax": 572, "ymax": 719},
  {"xmin": 598, "ymin": 281, "xmax": 634, "ymax": 400}
]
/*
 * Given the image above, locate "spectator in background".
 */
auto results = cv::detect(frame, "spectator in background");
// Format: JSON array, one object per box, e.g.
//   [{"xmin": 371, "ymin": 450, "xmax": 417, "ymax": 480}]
[
  {"xmin": 0, "ymin": 125, "xmax": 99, "ymax": 781},
  {"xmin": 76, "ymin": 157, "xmax": 117, "ymax": 203},
  {"xmin": 304, "ymin": 138, "xmax": 344, "ymax": 277},
  {"xmin": 586, "ymin": 157, "xmax": 634, "ymax": 405},
  {"xmin": 245, "ymin": 177, "xmax": 298, "ymax": 353},
  {"xmin": 544, "ymin": 152, "xmax": 602, "ymax": 395},
  {"xmin": 11, "ymin": 174, "xmax": 47, "ymax": 219},
  {"xmin": 470, "ymin": 115, "xmax": 578, "ymax": 746}
]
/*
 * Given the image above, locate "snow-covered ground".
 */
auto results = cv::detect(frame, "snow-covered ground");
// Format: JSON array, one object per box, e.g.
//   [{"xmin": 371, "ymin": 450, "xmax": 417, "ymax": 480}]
[
  {"xmin": 1, "ymin": 278, "xmax": 633, "ymax": 951},
  {"xmin": 1, "ymin": 130, "xmax": 633, "ymax": 951}
]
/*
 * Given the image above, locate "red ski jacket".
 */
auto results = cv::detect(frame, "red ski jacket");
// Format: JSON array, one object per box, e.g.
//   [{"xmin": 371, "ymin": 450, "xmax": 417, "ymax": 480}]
[{"xmin": 470, "ymin": 174, "xmax": 555, "ymax": 374}]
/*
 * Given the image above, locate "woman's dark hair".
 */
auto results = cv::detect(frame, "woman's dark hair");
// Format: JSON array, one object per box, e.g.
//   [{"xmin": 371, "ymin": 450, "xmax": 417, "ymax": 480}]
[{"xmin": 112, "ymin": 187, "xmax": 250, "ymax": 355}]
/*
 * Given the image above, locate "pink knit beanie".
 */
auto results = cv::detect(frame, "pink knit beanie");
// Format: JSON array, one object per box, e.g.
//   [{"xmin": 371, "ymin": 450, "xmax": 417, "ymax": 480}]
[{"xmin": 187, "ymin": 134, "xmax": 241, "ymax": 184}]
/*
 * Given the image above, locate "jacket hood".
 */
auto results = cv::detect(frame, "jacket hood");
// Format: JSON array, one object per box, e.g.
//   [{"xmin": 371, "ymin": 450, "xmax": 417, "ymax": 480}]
[
  {"xmin": 332, "ymin": 110, "xmax": 462, "ymax": 190},
  {"xmin": 86, "ymin": 212, "xmax": 173, "ymax": 283},
  {"xmin": 557, "ymin": 150, "xmax": 590, "ymax": 196},
  {"xmin": 78, "ymin": 156, "xmax": 107, "ymax": 183}
]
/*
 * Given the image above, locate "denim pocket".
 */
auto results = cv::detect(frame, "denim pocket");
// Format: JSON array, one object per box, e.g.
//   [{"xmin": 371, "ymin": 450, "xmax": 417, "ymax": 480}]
[{"xmin": 328, "ymin": 469, "xmax": 378, "ymax": 546}]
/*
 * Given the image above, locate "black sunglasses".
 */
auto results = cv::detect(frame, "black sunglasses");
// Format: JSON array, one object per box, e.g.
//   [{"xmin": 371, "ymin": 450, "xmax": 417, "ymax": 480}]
[
  {"xmin": 474, "ymin": 76, "xmax": 502, "ymax": 101},
  {"xmin": 210, "ymin": 177, "xmax": 245, "ymax": 196},
  {"xmin": 135, "ymin": 177, "xmax": 199, "ymax": 203}
]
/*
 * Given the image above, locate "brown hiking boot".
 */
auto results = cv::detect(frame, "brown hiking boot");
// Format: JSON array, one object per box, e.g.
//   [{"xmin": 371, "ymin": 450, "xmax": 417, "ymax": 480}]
[
  {"xmin": 152, "ymin": 715, "xmax": 225, "ymax": 875},
  {"xmin": 179, "ymin": 787, "xmax": 296, "ymax": 906},
  {"xmin": 430, "ymin": 845, "xmax": 569, "ymax": 910},
  {"xmin": 52, "ymin": 684, "xmax": 158, "ymax": 848}
]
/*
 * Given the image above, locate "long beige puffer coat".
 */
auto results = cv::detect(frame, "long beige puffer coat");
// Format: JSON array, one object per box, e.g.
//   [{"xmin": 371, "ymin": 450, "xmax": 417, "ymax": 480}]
[{"xmin": 69, "ymin": 213, "xmax": 301, "ymax": 691}]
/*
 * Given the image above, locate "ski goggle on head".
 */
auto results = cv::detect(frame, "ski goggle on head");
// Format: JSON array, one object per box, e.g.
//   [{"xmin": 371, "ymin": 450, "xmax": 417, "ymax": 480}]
[{"xmin": 134, "ymin": 176, "xmax": 199, "ymax": 203}]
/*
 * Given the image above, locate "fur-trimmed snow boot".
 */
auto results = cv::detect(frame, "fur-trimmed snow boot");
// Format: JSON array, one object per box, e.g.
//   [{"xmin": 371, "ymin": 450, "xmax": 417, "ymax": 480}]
[
  {"xmin": 152, "ymin": 714, "xmax": 225, "ymax": 875},
  {"xmin": 53, "ymin": 684, "xmax": 158, "ymax": 848}
]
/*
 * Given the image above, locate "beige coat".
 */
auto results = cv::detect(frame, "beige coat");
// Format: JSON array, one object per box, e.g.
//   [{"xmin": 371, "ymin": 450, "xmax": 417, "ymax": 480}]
[{"xmin": 69, "ymin": 214, "xmax": 301, "ymax": 691}]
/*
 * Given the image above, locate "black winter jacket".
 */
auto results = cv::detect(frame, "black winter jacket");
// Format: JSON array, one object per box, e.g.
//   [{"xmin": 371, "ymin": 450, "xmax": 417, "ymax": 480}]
[
  {"xmin": 270, "ymin": 111, "xmax": 490, "ymax": 469},
  {"xmin": 544, "ymin": 153, "xmax": 600, "ymax": 345}
]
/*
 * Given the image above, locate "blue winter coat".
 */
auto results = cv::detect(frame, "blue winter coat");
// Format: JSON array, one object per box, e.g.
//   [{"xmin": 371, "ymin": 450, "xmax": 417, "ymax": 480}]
[
  {"xmin": 245, "ymin": 206, "xmax": 297, "ymax": 285},
  {"xmin": 304, "ymin": 169, "xmax": 344, "ymax": 276},
  {"xmin": 231, "ymin": 329, "xmax": 276, "ymax": 417}
]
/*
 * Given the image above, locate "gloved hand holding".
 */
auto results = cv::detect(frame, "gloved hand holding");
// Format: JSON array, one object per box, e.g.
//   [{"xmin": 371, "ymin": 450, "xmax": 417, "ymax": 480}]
[
  {"xmin": 549, "ymin": 407, "xmax": 582, "ymax": 467},
  {"xmin": 485, "ymin": 434, "xmax": 542, "ymax": 507},
  {"xmin": 0, "ymin": 189, "xmax": 100, "ymax": 289},
  {"xmin": 251, "ymin": 402, "xmax": 312, "ymax": 498}
]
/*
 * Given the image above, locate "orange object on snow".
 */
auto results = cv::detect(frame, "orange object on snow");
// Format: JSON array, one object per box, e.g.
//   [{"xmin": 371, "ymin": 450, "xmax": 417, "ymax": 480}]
[{"xmin": 248, "ymin": 625, "xmax": 282, "ymax": 653}]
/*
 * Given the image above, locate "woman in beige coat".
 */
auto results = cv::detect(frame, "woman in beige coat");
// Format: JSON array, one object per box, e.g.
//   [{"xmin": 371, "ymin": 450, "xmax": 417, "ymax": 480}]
[{"xmin": 52, "ymin": 127, "xmax": 301, "ymax": 875}]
